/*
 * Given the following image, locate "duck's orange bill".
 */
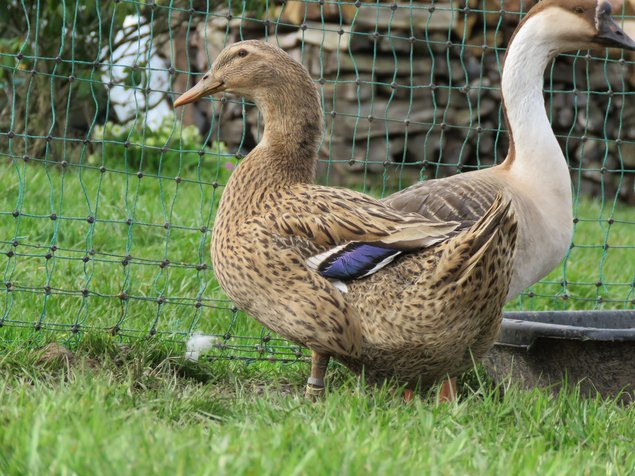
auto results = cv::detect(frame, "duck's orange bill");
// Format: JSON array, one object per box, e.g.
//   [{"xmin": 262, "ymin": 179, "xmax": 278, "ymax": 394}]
[{"xmin": 173, "ymin": 79, "xmax": 224, "ymax": 107}]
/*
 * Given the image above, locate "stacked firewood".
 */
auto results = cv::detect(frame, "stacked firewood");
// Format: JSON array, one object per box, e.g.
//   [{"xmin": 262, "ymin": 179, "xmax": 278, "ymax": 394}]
[{"xmin": 178, "ymin": 0, "xmax": 635, "ymax": 202}]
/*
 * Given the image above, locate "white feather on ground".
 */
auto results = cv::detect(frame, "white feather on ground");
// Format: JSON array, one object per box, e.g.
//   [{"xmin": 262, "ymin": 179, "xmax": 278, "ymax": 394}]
[{"xmin": 185, "ymin": 333, "xmax": 219, "ymax": 361}]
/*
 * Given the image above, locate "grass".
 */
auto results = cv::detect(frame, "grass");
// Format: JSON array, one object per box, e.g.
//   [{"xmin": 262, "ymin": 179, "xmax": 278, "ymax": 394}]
[
  {"xmin": 1, "ymin": 338, "xmax": 634, "ymax": 476},
  {"xmin": 509, "ymin": 196, "xmax": 635, "ymax": 311},
  {"xmin": 0, "ymin": 158, "xmax": 274, "ymax": 352}
]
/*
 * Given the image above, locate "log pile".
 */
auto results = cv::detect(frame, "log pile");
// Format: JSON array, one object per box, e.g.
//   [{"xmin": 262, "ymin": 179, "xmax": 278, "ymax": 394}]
[{"xmin": 179, "ymin": 0, "xmax": 635, "ymax": 202}]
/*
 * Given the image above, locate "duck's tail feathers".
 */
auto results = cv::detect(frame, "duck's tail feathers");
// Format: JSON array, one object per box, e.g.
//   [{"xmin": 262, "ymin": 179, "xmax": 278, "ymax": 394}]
[{"xmin": 434, "ymin": 192, "xmax": 516, "ymax": 283}]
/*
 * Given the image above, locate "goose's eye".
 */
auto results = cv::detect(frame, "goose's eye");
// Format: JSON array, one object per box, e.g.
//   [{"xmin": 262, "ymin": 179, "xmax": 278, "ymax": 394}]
[
  {"xmin": 237, "ymin": 49, "xmax": 248, "ymax": 58},
  {"xmin": 573, "ymin": 6, "xmax": 584, "ymax": 14}
]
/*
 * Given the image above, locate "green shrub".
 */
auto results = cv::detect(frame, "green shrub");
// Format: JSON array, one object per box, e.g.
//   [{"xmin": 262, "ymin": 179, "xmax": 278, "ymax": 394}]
[{"xmin": 89, "ymin": 116, "xmax": 233, "ymax": 182}]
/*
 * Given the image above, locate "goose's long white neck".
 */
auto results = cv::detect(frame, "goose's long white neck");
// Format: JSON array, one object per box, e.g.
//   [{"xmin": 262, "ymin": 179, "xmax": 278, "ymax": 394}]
[
  {"xmin": 498, "ymin": 11, "xmax": 575, "ymax": 301},
  {"xmin": 501, "ymin": 14, "xmax": 571, "ymax": 202}
]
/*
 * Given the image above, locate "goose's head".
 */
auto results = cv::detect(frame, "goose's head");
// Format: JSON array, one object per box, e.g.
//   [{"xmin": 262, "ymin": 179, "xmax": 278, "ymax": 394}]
[
  {"xmin": 174, "ymin": 40, "xmax": 315, "ymax": 107},
  {"xmin": 520, "ymin": 0, "xmax": 635, "ymax": 52}
]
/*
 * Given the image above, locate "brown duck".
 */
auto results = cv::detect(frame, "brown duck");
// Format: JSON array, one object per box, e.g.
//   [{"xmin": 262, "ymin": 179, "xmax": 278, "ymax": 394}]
[{"xmin": 174, "ymin": 0, "xmax": 635, "ymax": 398}]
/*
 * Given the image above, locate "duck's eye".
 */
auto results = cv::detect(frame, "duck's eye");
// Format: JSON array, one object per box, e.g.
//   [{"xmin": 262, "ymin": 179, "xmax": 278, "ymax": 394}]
[
  {"xmin": 237, "ymin": 49, "xmax": 248, "ymax": 58},
  {"xmin": 573, "ymin": 6, "xmax": 584, "ymax": 14}
]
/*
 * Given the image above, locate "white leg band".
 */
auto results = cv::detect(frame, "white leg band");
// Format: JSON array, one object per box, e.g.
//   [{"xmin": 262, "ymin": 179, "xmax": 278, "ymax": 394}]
[{"xmin": 307, "ymin": 377, "xmax": 324, "ymax": 387}]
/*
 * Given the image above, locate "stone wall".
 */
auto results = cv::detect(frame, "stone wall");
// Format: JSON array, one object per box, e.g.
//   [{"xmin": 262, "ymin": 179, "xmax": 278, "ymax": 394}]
[{"xmin": 174, "ymin": 0, "xmax": 635, "ymax": 202}]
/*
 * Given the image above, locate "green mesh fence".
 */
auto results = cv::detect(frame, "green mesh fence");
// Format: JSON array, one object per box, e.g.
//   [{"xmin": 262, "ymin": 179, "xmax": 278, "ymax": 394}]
[{"xmin": 1, "ymin": 0, "xmax": 634, "ymax": 360}]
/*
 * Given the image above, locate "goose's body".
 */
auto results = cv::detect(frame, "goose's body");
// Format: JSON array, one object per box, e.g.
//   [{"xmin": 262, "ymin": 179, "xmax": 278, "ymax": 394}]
[
  {"xmin": 174, "ymin": 0, "xmax": 635, "ymax": 395},
  {"xmin": 385, "ymin": 167, "xmax": 571, "ymax": 301},
  {"xmin": 386, "ymin": 4, "xmax": 585, "ymax": 300}
]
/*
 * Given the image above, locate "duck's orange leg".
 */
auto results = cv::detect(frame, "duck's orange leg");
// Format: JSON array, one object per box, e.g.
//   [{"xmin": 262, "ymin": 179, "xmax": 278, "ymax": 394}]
[
  {"xmin": 403, "ymin": 388, "xmax": 415, "ymax": 402},
  {"xmin": 437, "ymin": 377, "xmax": 457, "ymax": 402},
  {"xmin": 305, "ymin": 351, "xmax": 330, "ymax": 399}
]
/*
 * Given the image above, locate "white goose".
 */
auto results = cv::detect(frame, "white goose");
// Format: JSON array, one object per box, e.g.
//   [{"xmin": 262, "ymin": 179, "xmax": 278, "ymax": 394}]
[{"xmin": 385, "ymin": 0, "xmax": 635, "ymax": 301}]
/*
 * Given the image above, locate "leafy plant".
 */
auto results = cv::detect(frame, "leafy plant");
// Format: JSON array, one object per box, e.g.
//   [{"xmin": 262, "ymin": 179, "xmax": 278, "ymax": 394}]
[
  {"xmin": 0, "ymin": 0, "xmax": 218, "ymax": 161},
  {"xmin": 89, "ymin": 114, "xmax": 232, "ymax": 180}
]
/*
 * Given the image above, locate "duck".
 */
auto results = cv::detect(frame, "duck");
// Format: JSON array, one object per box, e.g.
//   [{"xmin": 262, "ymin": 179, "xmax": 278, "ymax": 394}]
[
  {"xmin": 175, "ymin": 42, "xmax": 516, "ymax": 399},
  {"xmin": 173, "ymin": 0, "xmax": 635, "ymax": 399}
]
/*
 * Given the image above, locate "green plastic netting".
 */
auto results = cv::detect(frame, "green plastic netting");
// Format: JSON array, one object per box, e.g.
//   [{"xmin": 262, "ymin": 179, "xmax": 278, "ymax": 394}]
[{"xmin": 0, "ymin": 0, "xmax": 633, "ymax": 360}]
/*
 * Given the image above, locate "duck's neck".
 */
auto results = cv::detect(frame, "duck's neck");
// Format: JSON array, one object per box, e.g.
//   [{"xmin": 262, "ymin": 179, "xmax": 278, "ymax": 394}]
[
  {"xmin": 247, "ymin": 80, "xmax": 323, "ymax": 185},
  {"xmin": 501, "ymin": 15, "xmax": 570, "ymax": 195}
]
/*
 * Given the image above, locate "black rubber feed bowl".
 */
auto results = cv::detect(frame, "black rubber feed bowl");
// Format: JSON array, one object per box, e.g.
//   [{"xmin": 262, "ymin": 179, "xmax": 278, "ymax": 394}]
[{"xmin": 484, "ymin": 310, "xmax": 635, "ymax": 403}]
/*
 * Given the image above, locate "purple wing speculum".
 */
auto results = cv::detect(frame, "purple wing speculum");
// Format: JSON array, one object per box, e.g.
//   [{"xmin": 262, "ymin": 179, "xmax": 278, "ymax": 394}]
[{"xmin": 306, "ymin": 243, "xmax": 402, "ymax": 281}]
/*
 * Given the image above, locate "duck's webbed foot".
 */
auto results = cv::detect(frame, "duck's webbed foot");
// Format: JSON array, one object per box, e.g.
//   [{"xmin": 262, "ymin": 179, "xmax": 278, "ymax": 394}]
[
  {"xmin": 304, "ymin": 351, "xmax": 330, "ymax": 400},
  {"xmin": 438, "ymin": 376, "xmax": 457, "ymax": 402},
  {"xmin": 403, "ymin": 388, "xmax": 415, "ymax": 402}
]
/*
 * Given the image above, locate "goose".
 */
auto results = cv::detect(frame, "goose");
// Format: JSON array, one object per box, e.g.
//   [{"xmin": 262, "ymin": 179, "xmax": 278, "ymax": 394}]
[
  {"xmin": 173, "ymin": 0, "xmax": 635, "ymax": 399},
  {"xmin": 385, "ymin": 0, "xmax": 635, "ymax": 301}
]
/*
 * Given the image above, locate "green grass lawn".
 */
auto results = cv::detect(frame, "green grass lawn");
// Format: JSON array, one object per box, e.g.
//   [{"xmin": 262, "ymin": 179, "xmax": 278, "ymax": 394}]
[
  {"xmin": 1, "ymin": 160, "xmax": 634, "ymax": 475},
  {"xmin": 1, "ymin": 339, "xmax": 634, "ymax": 475},
  {"xmin": 0, "ymin": 158, "xmax": 267, "ymax": 344}
]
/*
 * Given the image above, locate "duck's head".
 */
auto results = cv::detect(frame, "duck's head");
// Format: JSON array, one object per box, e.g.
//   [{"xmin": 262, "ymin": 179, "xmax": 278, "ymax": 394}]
[
  {"xmin": 174, "ymin": 40, "xmax": 314, "ymax": 107},
  {"xmin": 520, "ymin": 0, "xmax": 635, "ymax": 52}
]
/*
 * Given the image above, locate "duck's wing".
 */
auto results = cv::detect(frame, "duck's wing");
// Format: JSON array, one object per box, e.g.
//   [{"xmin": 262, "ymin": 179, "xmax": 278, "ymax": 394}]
[
  {"xmin": 432, "ymin": 192, "xmax": 515, "ymax": 284},
  {"xmin": 267, "ymin": 185, "xmax": 460, "ymax": 281},
  {"xmin": 305, "ymin": 242, "xmax": 403, "ymax": 281},
  {"xmin": 308, "ymin": 174, "xmax": 507, "ymax": 281},
  {"xmin": 272, "ymin": 184, "xmax": 459, "ymax": 248}
]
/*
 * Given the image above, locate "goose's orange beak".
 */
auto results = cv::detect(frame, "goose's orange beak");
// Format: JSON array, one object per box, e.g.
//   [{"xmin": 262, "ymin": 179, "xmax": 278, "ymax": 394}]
[{"xmin": 173, "ymin": 75, "xmax": 225, "ymax": 107}]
